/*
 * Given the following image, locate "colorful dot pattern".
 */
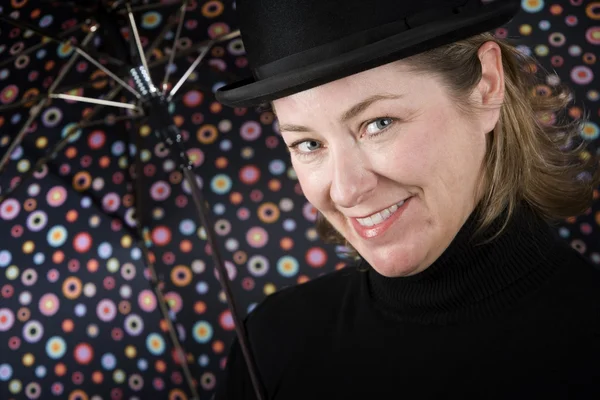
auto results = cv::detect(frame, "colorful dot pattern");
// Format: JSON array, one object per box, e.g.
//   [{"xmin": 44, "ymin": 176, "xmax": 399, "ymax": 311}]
[{"xmin": 0, "ymin": 0, "xmax": 598, "ymax": 399}]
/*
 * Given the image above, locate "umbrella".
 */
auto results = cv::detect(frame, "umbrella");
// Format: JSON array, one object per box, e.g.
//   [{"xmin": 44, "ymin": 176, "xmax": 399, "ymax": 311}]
[
  {"xmin": 0, "ymin": 1, "xmax": 344, "ymax": 399},
  {"xmin": 1, "ymin": 0, "xmax": 599, "ymax": 399}
]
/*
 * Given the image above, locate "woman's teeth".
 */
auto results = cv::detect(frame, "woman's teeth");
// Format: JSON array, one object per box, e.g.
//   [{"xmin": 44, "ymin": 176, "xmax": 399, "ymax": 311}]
[{"xmin": 356, "ymin": 199, "xmax": 406, "ymax": 227}]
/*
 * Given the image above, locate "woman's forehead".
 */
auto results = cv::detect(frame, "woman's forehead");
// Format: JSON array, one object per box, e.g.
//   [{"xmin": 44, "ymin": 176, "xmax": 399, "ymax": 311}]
[{"xmin": 273, "ymin": 64, "xmax": 427, "ymax": 118}]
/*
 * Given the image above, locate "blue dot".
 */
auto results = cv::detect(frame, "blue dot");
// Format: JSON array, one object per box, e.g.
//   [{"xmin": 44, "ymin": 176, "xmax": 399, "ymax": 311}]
[
  {"xmin": 81, "ymin": 197, "xmax": 92, "ymax": 208},
  {"xmin": 269, "ymin": 160, "xmax": 286, "ymax": 175},
  {"xmin": 196, "ymin": 281, "xmax": 208, "ymax": 295},
  {"xmin": 11, "ymin": 113, "xmax": 21, "ymax": 124},
  {"xmin": 213, "ymin": 203, "xmax": 226, "ymax": 215},
  {"xmin": 131, "ymin": 248, "xmax": 142, "ymax": 260},
  {"xmin": 166, "ymin": 64, "xmax": 177, "ymax": 74},
  {"xmin": 102, "ymin": 353, "xmax": 116, "ymax": 370},
  {"xmin": 36, "ymin": 49, "xmax": 47, "ymax": 59},
  {"xmin": 199, "ymin": 355, "xmax": 209, "ymax": 367},
  {"xmin": 539, "ymin": 20, "xmax": 550, "ymax": 31},
  {"xmin": 0, "ymin": 250, "xmax": 12, "ymax": 267},
  {"xmin": 112, "ymin": 141, "xmax": 125, "ymax": 156},
  {"xmin": 33, "ymin": 252, "xmax": 45, "ymax": 265},
  {"xmin": 35, "ymin": 365, "xmax": 46, "ymax": 378},
  {"xmin": 0, "ymin": 364, "xmax": 13, "ymax": 381},
  {"xmin": 179, "ymin": 219, "xmax": 196, "ymax": 236},
  {"xmin": 558, "ymin": 227, "xmax": 570, "ymax": 238},
  {"xmin": 247, "ymin": 303, "xmax": 258, "ymax": 314},
  {"xmin": 516, "ymin": 45, "xmax": 532, "ymax": 57},
  {"xmin": 283, "ymin": 219, "xmax": 296, "ymax": 232},
  {"xmin": 220, "ymin": 139, "xmax": 232, "ymax": 151},
  {"xmin": 98, "ymin": 242, "xmax": 113, "ymax": 259},
  {"xmin": 74, "ymin": 303, "xmax": 86, "ymax": 317},
  {"xmin": 137, "ymin": 358, "xmax": 148, "ymax": 371},
  {"xmin": 39, "ymin": 15, "xmax": 53, "ymax": 28}
]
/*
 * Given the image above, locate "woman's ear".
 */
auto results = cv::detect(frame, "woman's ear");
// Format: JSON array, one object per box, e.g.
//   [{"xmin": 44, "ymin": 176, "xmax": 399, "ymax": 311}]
[{"xmin": 476, "ymin": 41, "xmax": 505, "ymax": 133}]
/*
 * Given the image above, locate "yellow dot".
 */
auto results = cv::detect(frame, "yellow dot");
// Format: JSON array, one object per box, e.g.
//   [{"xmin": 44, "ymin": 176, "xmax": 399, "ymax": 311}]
[
  {"xmin": 519, "ymin": 24, "xmax": 532, "ymax": 36},
  {"xmin": 22, "ymin": 353, "xmax": 34, "ymax": 367},
  {"xmin": 118, "ymin": 156, "xmax": 128, "ymax": 169},
  {"xmin": 580, "ymin": 151, "xmax": 591, "ymax": 161},
  {"xmin": 264, "ymin": 283, "xmax": 276, "ymax": 296},
  {"xmin": 22, "ymin": 241, "xmax": 35, "ymax": 254},
  {"xmin": 121, "ymin": 235, "xmax": 132, "ymax": 248},
  {"xmin": 36, "ymin": 137, "xmax": 48, "ymax": 149},
  {"xmin": 125, "ymin": 345, "xmax": 137, "ymax": 358},
  {"xmin": 6, "ymin": 266, "xmax": 19, "ymax": 280},
  {"xmin": 140, "ymin": 125, "xmax": 151, "ymax": 137},
  {"xmin": 218, "ymin": 291, "xmax": 227, "ymax": 303}
]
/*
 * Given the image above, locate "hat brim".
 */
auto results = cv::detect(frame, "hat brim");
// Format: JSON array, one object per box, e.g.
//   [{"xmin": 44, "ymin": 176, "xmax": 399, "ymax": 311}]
[{"xmin": 216, "ymin": 0, "xmax": 520, "ymax": 108}]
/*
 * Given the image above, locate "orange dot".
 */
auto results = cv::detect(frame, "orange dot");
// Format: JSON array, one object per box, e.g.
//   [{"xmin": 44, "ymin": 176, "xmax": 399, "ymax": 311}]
[
  {"xmin": 215, "ymin": 157, "xmax": 228, "ymax": 169},
  {"xmin": 55, "ymin": 363, "xmax": 67, "ymax": 376},
  {"xmin": 92, "ymin": 371, "xmax": 103, "ymax": 384},
  {"xmin": 566, "ymin": 216, "xmax": 577, "ymax": 224},
  {"xmin": 87, "ymin": 259, "xmax": 99, "ymax": 273},
  {"xmin": 180, "ymin": 240, "xmax": 192, "ymax": 253},
  {"xmin": 159, "ymin": 319, "xmax": 168, "ymax": 332},
  {"xmin": 210, "ymin": 102, "xmax": 223, "ymax": 113},
  {"xmin": 268, "ymin": 179, "xmax": 281, "ymax": 192},
  {"xmin": 568, "ymin": 106, "xmax": 583, "ymax": 119},
  {"xmin": 155, "ymin": 360, "xmax": 166, "ymax": 373},
  {"xmin": 148, "ymin": 252, "xmax": 156, "ymax": 264},
  {"xmin": 212, "ymin": 340, "xmax": 224, "ymax": 354},
  {"xmin": 62, "ymin": 319, "xmax": 74, "ymax": 333},
  {"xmin": 99, "ymin": 156, "xmax": 110, "ymax": 168},
  {"xmin": 335, "ymin": 262, "xmax": 346, "ymax": 271},
  {"xmin": 53, "ymin": 251, "xmax": 65, "ymax": 264},
  {"xmin": 593, "ymin": 189, "xmax": 599, "ymax": 200},
  {"xmin": 173, "ymin": 115, "xmax": 184, "ymax": 127},
  {"xmin": 549, "ymin": 4, "xmax": 562, "ymax": 15},
  {"xmin": 280, "ymin": 237, "xmax": 293, "ymax": 251},
  {"xmin": 45, "ymin": 60, "xmax": 55, "ymax": 71},
  {"xmin": 123, "ymin": 194, "xmax": 134, "ymax": 207},
  {"xmin": 194, "ymin": 301, "xmax": 206, "ymax": 314},
  {"xmin": 230, "ymin": 192, "xmax": 243, "ymax": 205},
  {"xmin": 66, "ymin": 210, "xmax": 78, "ymax": 223},
  {"xmin": 82, "ymin": 107, "xmax": 94, "ymax": 118},
  {"xmin": 297, "ymin": 275, "xmax": 310, "ymax": 285},
  {"xmin": 65, "ymin": 147, "xmax": 77, "ymax": 159},
  {"xmin": 31, "ymin": 8, "xmax": 41, "ymax": 18}
]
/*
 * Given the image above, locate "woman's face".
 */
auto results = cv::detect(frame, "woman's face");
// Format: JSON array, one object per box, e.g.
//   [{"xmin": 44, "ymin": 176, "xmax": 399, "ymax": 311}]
[{"xmin": 273, "ymin": 44, "xmax": 504, "ymax": 277}]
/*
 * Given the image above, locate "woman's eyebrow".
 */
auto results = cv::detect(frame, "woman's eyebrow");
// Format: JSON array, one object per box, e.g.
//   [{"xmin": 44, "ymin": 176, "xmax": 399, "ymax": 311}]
[
  {"xmin": 278, "ymin": 93, "xmax": 403, "ymax": 133},
  {"xmin": 339, "ymin": 93, "xmax": 403, "ymax": 123}
]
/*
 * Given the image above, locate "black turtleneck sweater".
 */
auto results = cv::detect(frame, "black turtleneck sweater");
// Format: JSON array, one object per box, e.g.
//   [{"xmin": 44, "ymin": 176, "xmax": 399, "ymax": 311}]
[{"xmin": 214, "ymin": 205, "xmax": 600, "ymax": 399}]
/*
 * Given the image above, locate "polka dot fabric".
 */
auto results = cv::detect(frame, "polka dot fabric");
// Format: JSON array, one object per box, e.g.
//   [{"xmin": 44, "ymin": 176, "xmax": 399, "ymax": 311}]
[{"xmin": 0, "ymin": 1, "xmax": 598, "ymax": 399}]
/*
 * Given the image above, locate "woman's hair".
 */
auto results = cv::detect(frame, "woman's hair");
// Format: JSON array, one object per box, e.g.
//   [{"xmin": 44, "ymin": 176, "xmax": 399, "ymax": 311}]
[{"xmin": 271, "ymin": 32, "xmax": 600, "ymax": 259}]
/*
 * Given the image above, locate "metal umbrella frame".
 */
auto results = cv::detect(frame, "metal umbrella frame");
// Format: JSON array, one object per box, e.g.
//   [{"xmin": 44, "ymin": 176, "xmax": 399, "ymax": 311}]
[{"xmin": 0, "ymin": 2, "xmax": 265, "ymax": 399}]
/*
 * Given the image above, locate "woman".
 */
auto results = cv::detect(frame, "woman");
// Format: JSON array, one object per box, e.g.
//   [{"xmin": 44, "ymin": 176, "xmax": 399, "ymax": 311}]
[{"xmin": 214, "ymin": 0, "xmax": 600, "ymax": 398}]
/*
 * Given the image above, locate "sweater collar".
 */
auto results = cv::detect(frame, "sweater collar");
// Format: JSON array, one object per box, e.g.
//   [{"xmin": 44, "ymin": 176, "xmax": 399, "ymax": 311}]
[{"xmin": 366, "ymin": 203, "xmax": 565, "ymax": 324}]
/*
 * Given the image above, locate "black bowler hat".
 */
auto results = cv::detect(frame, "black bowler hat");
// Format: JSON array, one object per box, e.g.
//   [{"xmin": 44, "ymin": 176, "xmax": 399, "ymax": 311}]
[{"xmin": 215, "ymin": 0, "xmax": 520, "ymax": 108}]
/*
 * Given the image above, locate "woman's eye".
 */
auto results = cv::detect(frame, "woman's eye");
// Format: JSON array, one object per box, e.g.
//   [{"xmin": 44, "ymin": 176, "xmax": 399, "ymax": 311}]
[
  {"xmin": 366, "ymin": 118, "xmax": 393, "ymax": 135},
  {"xmin": 297, "ymin": 140, "xmax": 321, "ymax": 153}
]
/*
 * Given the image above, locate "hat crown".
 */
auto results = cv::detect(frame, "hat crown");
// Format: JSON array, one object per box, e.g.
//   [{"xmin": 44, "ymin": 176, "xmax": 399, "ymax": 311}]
[{"xmin": 237, "ymin": 0, "xmax": 473, "ymax": 70}]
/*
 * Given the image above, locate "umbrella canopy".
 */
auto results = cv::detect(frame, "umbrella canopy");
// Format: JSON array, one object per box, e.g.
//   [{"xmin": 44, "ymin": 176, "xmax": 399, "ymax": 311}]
[{"xmin": 0, "ymin": 1, "xmax": 599, "ymax": 399}]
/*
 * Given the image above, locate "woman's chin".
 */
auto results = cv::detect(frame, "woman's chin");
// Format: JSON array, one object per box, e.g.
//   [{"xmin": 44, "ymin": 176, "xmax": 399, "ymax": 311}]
[{"xmin": 359, "ymin": 245, "xmax": 425, "ymax": 278}]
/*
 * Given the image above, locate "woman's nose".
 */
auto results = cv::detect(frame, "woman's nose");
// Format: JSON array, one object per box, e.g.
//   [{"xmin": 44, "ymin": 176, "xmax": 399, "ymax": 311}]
[{"xmin": 329, "ymin": 148, "xmax": 377, "ymax": 208}]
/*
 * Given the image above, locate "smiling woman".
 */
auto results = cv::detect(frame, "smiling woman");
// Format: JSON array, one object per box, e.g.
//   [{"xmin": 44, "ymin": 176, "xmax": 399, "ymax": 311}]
[{"xmin": 214, "ymin": 0, "xmax": 600, "ymax": 399}]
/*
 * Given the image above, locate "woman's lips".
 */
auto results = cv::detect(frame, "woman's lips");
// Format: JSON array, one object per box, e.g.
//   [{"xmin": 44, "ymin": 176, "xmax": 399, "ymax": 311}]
[{"xmin": 350, "ymin": 197, "xmax": 412, "ymax": 239}]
